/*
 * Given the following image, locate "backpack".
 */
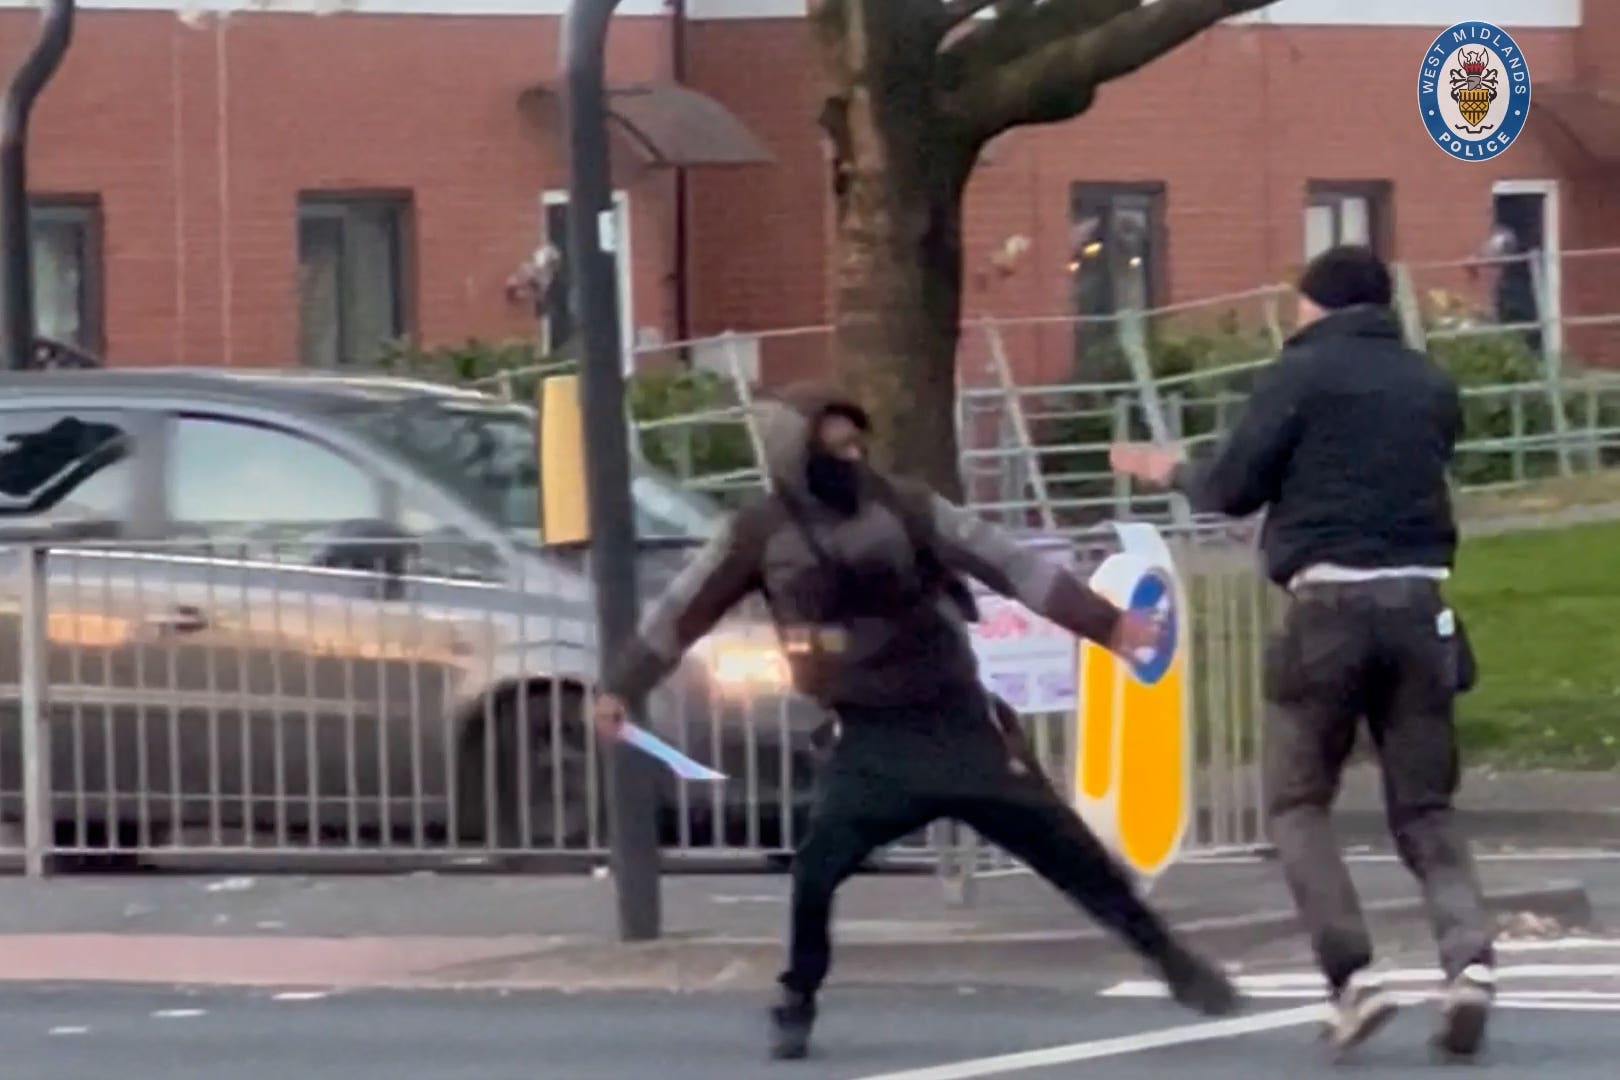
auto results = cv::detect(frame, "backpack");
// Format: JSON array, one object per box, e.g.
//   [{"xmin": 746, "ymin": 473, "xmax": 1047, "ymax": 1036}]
[
  {"xmin": 777, "ymin": 476, "xmax": 979, "ymax": 627},
  {"xmin": 776, "ymin": 481, "xmax": 1042, "ymax": 774}
]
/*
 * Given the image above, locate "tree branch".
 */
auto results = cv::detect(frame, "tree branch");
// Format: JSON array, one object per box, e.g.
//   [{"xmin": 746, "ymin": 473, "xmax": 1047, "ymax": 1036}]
[
  {"xmin": 942, "ymin": 0, "xmax": 1131, "ymax": 68},
  {"xmin": 953, "ymin": 0, "xmax": 1278, "ymax": 141}
]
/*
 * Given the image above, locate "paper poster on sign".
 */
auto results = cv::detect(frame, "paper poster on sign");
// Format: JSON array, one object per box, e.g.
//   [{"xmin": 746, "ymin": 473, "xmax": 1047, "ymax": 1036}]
[{"xmin": 967, "ymin": 536, "xmax": 1079, "ymax": 715}]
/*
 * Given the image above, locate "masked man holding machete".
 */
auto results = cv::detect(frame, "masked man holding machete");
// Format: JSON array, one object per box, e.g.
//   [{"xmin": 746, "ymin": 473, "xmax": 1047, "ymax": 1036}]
[{"xmin": 593, "ymin": 383, "xmax": 1240, "ymax": 1061}]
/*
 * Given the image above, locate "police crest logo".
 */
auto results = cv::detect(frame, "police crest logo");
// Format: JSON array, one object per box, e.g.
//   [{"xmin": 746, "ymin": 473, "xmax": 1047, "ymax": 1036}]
[{"xmin": 1418, "ymin": 21, "xmax": 1532, "ymax": 161}]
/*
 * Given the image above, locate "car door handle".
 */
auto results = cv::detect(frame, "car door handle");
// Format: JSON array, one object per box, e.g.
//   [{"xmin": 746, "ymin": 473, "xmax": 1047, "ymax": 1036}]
[{"xmin": 147, "ymin": 605, "xmax": 209, "ymax": 634}]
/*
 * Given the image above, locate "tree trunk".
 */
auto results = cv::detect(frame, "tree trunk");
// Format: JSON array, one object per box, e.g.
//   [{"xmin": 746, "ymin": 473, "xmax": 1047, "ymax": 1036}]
[
  {"xmin": 831, "ymin": 169, "xmax": 967, "ymax": 500},
  {"xmin": 818, "ymin": 0, "xmax": 974, "ymax": 501}
]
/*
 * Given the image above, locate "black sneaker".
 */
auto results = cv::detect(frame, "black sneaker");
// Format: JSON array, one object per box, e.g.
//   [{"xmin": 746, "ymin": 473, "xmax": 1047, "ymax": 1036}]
[
  {"xmin": 1324, "ymin": 970, "xmax": 1399, "ymax": 1057},
  {"xmin": 1156, "ymin": 944, "xmax": 1241, "ymax": 1017},
  {"xmin": 770, "ymin": 989, "xmax": 817, "ymax": 1061},
  {"xmin": 1433, "ymin": 963, "xmax": 1495, "ymax": 1059}
]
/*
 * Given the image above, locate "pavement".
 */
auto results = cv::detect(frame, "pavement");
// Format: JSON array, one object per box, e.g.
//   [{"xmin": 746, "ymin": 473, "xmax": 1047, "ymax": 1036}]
[
  {"xmin": 0, "ymin": 852, "xmax": 1604, "ymax": 992},
  {"xmin": 1230, "ymin": 766, "xmax": 1620, "ymax": 848}
]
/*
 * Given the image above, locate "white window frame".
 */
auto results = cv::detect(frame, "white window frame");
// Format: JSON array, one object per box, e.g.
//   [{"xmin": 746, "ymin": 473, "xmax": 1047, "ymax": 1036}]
[
  {"xmin": 539, "ymin": 189, "xmax": 634, "ymax": 376},
  {"xmin": 1304, "ymin": 193, "xmax": 1369, "ymax": 258},
  {"xmin": 1491, "ymin": 178, "xmax": 1562, "ymax": 361},
  {"xmin": 1303, "ymin": 182, "xmax": 1390, "ymax": 261}
]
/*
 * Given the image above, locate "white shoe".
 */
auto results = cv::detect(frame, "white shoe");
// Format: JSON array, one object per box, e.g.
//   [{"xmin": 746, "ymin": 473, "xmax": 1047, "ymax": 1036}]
[
  {"xmin": 1434, "ymin": 964, "xmax": 1495, "ymax": 1059},
  {"xmin": 1324, "ymin": 969, "xmax": 1399, "ymax": 1055}
]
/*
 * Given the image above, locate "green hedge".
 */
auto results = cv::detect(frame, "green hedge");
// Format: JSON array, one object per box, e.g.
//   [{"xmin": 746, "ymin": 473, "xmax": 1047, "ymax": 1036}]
[
  {"xmin": 370, "ymin": 338, "xmax": 759, "ymax": 489},
  {"xmin": 373, "ymin": 337, "xmax": 562, "ymax": 400},
  {"xmin": 625, "ymin": 368, "xmax": 757, "ymax": 493}
]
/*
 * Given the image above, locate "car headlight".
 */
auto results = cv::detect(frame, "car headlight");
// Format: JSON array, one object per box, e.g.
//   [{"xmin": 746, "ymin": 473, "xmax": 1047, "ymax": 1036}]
[{"xmin": 695, "ymin": 637, "xmax": 790, "ymax": 692}]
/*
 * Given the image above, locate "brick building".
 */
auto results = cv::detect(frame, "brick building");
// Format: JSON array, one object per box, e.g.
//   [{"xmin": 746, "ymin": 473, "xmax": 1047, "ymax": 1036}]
[{"xmin": 2, "ymin": 0, "xmax": 1616, "ymax": 383}]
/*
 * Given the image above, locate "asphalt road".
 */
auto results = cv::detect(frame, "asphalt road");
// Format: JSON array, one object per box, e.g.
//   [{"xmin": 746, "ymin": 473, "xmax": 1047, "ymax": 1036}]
[{"xmin": 7, "ymin": 944, "xmax": 1620, "ymax": 1080}]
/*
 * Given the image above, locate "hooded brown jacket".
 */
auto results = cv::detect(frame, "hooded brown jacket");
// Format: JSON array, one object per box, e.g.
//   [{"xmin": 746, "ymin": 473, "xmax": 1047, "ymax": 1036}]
[{"xmin": 604, "ymin": 384, "xmax": 1124, "ymax": 709}]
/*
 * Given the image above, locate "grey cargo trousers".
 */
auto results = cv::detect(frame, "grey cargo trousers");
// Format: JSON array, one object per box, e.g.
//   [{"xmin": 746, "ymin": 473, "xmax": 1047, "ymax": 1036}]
[{"xmin": 1263, "ymin": 577, "xmax": 1495, "ymax": 991}]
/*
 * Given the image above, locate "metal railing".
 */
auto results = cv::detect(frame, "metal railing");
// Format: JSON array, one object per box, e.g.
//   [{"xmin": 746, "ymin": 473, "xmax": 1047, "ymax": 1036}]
[
  {"xmin": 953, "ymin": 370, "xmax": 1620, "ymax": 531},
  {"xmin": 954, "ymin": 246, "xmax": 1620, "ymax": 530},
  {"xmin": 464, "ymin": 329, "xmax": 810, "ymax": 502},
  {"xmin": 0, "ymin": 536, "xmax": 818, "ymax": 871},
  {"xmin": 601, "ymin": 247, "xmax": 1620, "ymax": 530},
  {"xmin": 12, "ymin": 254, "xmax": 1600, "ymax": 880},
  {"xmin": 0, "ymin": 522, "xmax": 1272, "ymax": 875},
  {"xmin": 933, "ymin": 521, "xmax": 1274, "ymax": 896}
]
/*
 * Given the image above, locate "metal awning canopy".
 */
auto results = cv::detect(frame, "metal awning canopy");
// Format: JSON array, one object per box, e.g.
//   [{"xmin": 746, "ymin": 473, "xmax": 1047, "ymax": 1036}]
[
  {"xmin": 1533, "ymin": 83, "xmax": 1620, "ymax": 164},
  {"xmin": 519, "ymin": 81, "xmax": 774, "ymax": 168}
]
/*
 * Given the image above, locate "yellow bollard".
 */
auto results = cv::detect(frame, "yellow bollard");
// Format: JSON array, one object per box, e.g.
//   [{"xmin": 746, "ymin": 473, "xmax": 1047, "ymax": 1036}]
[
  {"xmin": 1071, "ymin": 524, "xmax": 1191, "ymax": 887},
  {"xmin": 538, "ymin": 374, "xmax": 590, "ymax": 545}
]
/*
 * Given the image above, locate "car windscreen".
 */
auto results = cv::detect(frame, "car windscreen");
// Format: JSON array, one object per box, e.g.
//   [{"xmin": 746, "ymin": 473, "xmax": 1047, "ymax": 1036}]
[{"xmin": 340, "ymin": 396, "xmax": 721, "ymax": 542}]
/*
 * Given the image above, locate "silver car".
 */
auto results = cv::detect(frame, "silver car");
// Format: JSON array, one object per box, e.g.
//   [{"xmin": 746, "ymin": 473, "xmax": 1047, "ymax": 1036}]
[{"xmin": 0, "ymin": 369, "xmax": 824, "ymax": 860}]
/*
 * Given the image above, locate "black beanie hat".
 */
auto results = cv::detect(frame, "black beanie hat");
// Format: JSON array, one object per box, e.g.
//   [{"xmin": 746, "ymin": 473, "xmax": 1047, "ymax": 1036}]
[{"xmin": 1297, "ymin": 244, "xmax": 1393, "ymax": 310}]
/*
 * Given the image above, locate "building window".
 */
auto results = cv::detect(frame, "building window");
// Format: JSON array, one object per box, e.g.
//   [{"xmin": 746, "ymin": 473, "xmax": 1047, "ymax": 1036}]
[
  {"xmin": 29, "ymin": 198, "xmax": 102, "ymax": 353},
  {"xmin": 1488, "ymin": 187, "xmax": 1553, "ymax": 357},
  {"xmin": 538, "ymin": 191, "xmax": 632, "ymax": 369},
  {"xmin": 297, "ymin": 195, "xmax": 411, "ymax": 368},
  {"xmin": 1305, "ymin": 181, "xmax": 1392, "ymax": 260},
  {"xmin": 1069, "ymin": 183, "xmax": 1166, "ymax": 319},
  {"xmin": 538, "ymin": 199, "xmax": 574, "ymax": 354}
]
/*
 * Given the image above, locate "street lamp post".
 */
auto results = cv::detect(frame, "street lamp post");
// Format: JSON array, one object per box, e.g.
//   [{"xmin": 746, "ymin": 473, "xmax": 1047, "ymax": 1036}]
[
  {"xmin": 1, "ymin": 0, "xmax": 76, "ymax": 372},
  {"xmin": 561, "ymin": 0, "xmax": 663, "ymax": 942}
]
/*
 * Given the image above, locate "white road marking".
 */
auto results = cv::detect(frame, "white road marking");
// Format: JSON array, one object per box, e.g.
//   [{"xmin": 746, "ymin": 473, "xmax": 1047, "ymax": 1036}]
[
  {"xmin": 48, "ymin": 1026, "xmax": 89, "ymax": 1036},
  {"xmin": 1452, "ymin": 852, "xmax": 1620, "ymax": 863},
  {"xmin": 1108, "ymin": 988, "xmax": 1620, "ymax": 1007},
  {"xmin": 847, "ymin": 1005, "xmax": 1327, "ymax": 1080},
  {"xmin": 151, "ymin": 1009, "xmax": 206, "ymax": 1019},
  {"xmin": 1185, "ymin": 851, "xmax": 1620, "ymax": 866},
  {"xmin": 1497, "ymin": 937, "xmax": 1620, "ymax": 953},
  {"xmin": 272, "ymin": 991, "xmax": 330, "ymax": 1002},
  {"xmin": 1103, "ymin": 963, "xmax": 1620, "ymax": 998},
  {"xmin": 1497, "ymin": 990, "xmax": 1620, "ymax": 1002}
]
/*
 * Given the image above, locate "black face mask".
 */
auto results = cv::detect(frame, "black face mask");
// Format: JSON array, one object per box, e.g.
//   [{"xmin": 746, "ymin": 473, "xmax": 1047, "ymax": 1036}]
[{"xmin": 805, "ymin": 450, "xmax": 861, "ymax": 516}]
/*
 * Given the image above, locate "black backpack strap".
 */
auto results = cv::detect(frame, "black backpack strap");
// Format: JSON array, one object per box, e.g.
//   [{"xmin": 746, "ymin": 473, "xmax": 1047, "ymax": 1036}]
[
  {"xmin": 778, "ymin": 478, "xmax": 979, "ymax": 625},
  {"xmin": 779, "ymin": 491, "xmax": 845, "ymax": 583},
  {"xmin": 870, "ymin": 475, "xmax": 980, "ymax": 623}
]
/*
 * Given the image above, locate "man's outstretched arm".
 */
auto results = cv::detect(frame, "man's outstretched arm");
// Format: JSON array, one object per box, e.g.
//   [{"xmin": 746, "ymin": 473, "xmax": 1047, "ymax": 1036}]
[
  {"xmin": 599, "ymin": 515, "xmax": 765, "ymax": 717},
  {"xmin": 1114, "ymin": 357, "xmax": 1307, "ymax": 519},
  {"xmin": 923, "ymin": 493, "xmax": 1155, "ymax": 652}
]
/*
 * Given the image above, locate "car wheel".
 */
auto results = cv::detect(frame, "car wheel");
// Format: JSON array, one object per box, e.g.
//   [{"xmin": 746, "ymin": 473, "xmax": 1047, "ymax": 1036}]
[{"xmin": 457, "ymin": 685, "xmax": 594, "ymax": 852}]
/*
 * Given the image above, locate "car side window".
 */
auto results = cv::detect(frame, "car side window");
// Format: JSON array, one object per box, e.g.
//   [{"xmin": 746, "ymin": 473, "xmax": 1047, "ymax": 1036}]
[
  {"xmin": 0, "ymin": 408, "xmax": 135, "ymax": 530},
  {"xmin": 399, "ymin": 499, "xmax": 506, "ymax": 583},
  {"xmin": 167, "ymin": 416, "xmax": 388, "ymax": 567}
]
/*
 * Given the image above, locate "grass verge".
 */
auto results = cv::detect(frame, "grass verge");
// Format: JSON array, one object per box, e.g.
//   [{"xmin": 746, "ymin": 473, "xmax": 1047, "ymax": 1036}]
[{"xmin": 1452, "ymin": 519, "xmax": 1620, "ymax": 768}]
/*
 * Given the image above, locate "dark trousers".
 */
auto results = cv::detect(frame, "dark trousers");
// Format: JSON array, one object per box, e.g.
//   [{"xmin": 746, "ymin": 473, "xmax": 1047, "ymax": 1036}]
[
  {"xmin": 1263, "ymin": 578, "xmax": 1494, "ymax": 991},
  {"xmin": 779, "ymin": 695, "xmax": 1174, "ymax": 997}
]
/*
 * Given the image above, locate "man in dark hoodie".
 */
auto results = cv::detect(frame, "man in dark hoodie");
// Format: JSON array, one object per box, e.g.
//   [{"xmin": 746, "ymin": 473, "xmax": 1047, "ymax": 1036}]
[
  {"xmin": 593, "ymin": 383, "xmax": 1240, "ymax": 1061},
  {"xmin": 1111, "ymin": 245, "xmax": 1496, "ymax": 1060}
]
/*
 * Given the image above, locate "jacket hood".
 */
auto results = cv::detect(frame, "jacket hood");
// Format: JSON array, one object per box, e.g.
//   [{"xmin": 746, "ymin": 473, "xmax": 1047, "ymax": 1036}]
[
  {"xmin": 754, "ymin": 381, "xmax": 869, "ymax": 494},
  {"xmin": 1286, "ymin": 303, "xmax": 1405, "ymax": 346}
]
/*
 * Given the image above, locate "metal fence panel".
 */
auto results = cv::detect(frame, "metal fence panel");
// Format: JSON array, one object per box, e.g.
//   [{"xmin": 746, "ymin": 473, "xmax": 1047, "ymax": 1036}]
[
  {"xmin": 935, "ymin": 522, "xmax": 1276, "ymax": 899},
  {"xmin": 0, "ymin": 537, "xmax": 827, "ymax": 870},
  {"xmin": 1, "ymin": 522, "xmax": 1271, "ymax": 877}
]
